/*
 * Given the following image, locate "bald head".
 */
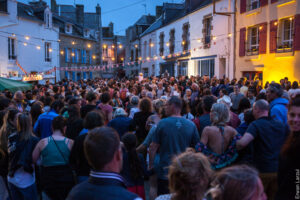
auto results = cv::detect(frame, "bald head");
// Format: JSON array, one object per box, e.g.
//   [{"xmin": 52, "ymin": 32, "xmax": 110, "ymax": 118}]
[{"xmin": 254, "ymin": 99, "xmax": 269, "ymax": 111}]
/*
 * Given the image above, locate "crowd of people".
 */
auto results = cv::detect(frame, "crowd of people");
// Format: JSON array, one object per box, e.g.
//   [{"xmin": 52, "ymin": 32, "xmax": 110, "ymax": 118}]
[{"xmin": 0, "ymin": 74, "xmax": 299, "ymax": 200}]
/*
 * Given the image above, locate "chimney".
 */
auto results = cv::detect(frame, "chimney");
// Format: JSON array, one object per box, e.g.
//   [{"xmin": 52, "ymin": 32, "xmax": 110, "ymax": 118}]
[
  {"xmin": 109, "ymin": 22, "xmax": 114, "ymax": 37},
  {"xmin": 185, "ymin": 0, "xmax": 191, "ymax": 12},
  {"xmin": 155, "ymin": 6, "xmax": 163, "ymax": 19},
  {"xmin": 96, "ymin": 4, "xmax": 101, "ymax": 16},
  {"xmin": 76, "ymin": 4, "xmax": 84, "ymax": 25},
  {"xmin": 51, "ymin": 0, "xmax": 56, "ymax": 13}
]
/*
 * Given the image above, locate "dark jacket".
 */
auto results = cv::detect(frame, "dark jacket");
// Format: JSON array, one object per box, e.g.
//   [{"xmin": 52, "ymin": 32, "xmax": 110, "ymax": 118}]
[
  {"xmin": 67, "ymin": 173, "xmax": 141, "ymax": 200},
  {"xmin": 7, "ymin": 133, "xmax": 38, "ymax": 177},
  {"xmin": 108, "ymin": 116, "xmax": 135, "ymax": 138}
]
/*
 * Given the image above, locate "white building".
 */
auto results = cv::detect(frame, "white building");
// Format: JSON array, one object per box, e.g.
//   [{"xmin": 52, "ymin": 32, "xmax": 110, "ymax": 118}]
[
  {"xmin": 140, "ymin": 0, "xmax": 235, "ymax": 79},
  {"xmin": 0, "ymin": 0, "xmax": 60, "ymax": 81}
]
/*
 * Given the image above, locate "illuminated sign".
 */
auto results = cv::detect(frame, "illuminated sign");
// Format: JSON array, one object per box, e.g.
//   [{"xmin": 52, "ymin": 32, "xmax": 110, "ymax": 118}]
[{"xmin": 22, "ymin": 75, "xmax": 43, "ymax": 82}]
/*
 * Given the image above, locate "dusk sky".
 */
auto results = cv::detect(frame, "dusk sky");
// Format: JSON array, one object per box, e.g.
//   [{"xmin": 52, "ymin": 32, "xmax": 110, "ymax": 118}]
[{"xmin": 20, "ymin": 0, "xmax": 184, "ymax": 35}]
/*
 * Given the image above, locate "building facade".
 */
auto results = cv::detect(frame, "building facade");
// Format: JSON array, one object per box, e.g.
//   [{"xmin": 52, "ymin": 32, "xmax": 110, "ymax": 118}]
[
  {"xmin": 236, "ymin": 0, "xmax": 300, "ymax": 83},
  {"xmin": 140, "ymin": 0, "xmax": 235, "ymax": 79},
  {"xmin": 0, "ymin": 0, "xmax": 59, "ymax": 82},
  {"xmin": 52, "ymin": 2, "xmax": 102, "ymax": 80}
]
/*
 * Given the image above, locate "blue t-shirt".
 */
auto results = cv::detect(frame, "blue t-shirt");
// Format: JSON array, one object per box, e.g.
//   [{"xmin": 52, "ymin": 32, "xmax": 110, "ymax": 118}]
[
  {"xmin": 152, "ymin": 117, "xmax": 200, "ymax": 179},
  {"xmin": 246, "ymin": 117, "xmax": 287, "ymax": 173},
  {"xmin": 107, "ymin": 116, "xmax": 134, "ymax": 138}
]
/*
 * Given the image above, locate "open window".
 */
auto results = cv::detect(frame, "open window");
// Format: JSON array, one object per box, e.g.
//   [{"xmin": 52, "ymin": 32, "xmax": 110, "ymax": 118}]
[
  {"xmin": 247, "ymin": 26, "xmax": 259, "ymax": 55},
  {"xmin": 277, "ymin": 17, "xmax": 294, "ymax": 52}
]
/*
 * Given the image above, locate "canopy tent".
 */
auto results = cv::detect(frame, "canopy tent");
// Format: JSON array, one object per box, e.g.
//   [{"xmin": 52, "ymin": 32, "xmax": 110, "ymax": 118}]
[{"xmin": 0, "ymin": 77, "xmax": 32, "ymax": 92}]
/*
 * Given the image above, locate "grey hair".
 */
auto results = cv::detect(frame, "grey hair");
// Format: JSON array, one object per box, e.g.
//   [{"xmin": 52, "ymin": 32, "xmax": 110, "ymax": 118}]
[
  {"xmin": 130, "ymin": 96, "xmax": 139, "ymax": 105},
  {"xmin": 210, "ymin": 103, "xmax": 230, "ymax": 126},
  {"xmin": 254, "ymin": 99, "xmax": 269, "ymax": 111}
]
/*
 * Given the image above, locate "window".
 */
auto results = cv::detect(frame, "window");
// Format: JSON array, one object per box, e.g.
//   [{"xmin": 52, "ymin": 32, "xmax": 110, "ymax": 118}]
[
  {"xmin": 102, "ymin": 47, "xmax": 108, "ymax": 57},
  {"xmin": 144, "ymin": 41, "xmax": 147, "ymax": 59},
  {"xmin": 67, "ymin": 48, "xmax": 72, "ymax": 62},
  {"xmin": 178, "ymin": 61, "xmax": 188, "ymax": 76},
  {"xmin": 45, "ymin": 13, "xmax": 50, "ymax": 28},
  {"xmin": 0, "ymin": 0, "xmax": 7, "ymax": 12},
  {"xmin": 159, "ymin": 32, "xmax": 164, "ymax": 56},
  {"xmin": 247, "ymin": 26, "xmax": 259, "ymax": 55},
  {"xmin": 45, "ymin": 42, "xmax": 51, "ymax": 62},
  {"xmin": 182, "ymin": 23, "xmax": 189, "ymax": 51},
  {"xmin": 247, "ymin": 0, "xmax": 259, "ymax": 11},
  {"xmin": 203, "ymin": 17, "xmax": 212, "ymax": 47},
  {"xmin": 277, "ymin": 18, "xmax": 294, "ymax": 52},
  {"xmin": 84, "ymin": 29, "xmax": 89, "ymax": 37},
  {"xmin": 135, "ymin": 48, "xmax": 139, "ymax": 62},
  {"xmin": 197, "ymin": 59, "xmax": 215, "ymax": 78},
  {"xmin": 169, "ymin": 29, "xmax": 175, "ymax": 54},
  {"xmin": 77, "ymin": 49, "xmax": 81, "ymax": 63},
  {"xmin": 130, "ymin": 50, "xmax": 134, "ymax": 61},
  {"xmin": 66, "ymin": 24, "xmax": 72, "ymax": 34},
  {"xmin": 8, "ymin": 38, "xmax": 16, "ymax": 60},
  {"xmin": 149, "ymin": 39, "xmax": 152, "ymax": 57}
]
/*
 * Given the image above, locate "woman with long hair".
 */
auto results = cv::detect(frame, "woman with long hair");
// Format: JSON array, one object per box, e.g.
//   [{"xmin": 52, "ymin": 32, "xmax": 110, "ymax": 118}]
[
  {"xmin": 155, "ymin": 151, "xmax": 213, "ymax": 200},
  {"xmin": 195, "ymin": 103, "xmax": 240, "ymax": 170},
  {"xmin": 65, "ymin": 105, "xmax": 83, "ymax": 140},
  {"xmin": 276, "ymin": 95, "xmax": 300, "ymax": 199},
  {"xmin": 32, "ymin": 116, "xmax": 74, "ymax": 200},
  {"xmin": 7, "ymin": 113, "xmax": 39, "ymax": 200},
  {"xmin": 121, "ymin": 133, "xmax": 147, "ymax": 199},
  {"xmin": 206, "ymin": 165, "xmax": 266, "ymax": 200},
  {"xmin": 0, "ymin": 108, "xmax": 19, "ymax": 200},
  {"xmin": 30, "ymin": 101, "xmax": 44, "ymax": 127}
]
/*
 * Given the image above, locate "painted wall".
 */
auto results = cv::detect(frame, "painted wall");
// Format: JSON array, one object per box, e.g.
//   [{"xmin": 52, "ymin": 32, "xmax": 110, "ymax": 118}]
[
  {"xmin": 235, "ymin": 0, "xmax": 300, "ymax": 83},
  {"xmin": 0, "ymin": 1, "xmax": 60, "ymax": 80}
]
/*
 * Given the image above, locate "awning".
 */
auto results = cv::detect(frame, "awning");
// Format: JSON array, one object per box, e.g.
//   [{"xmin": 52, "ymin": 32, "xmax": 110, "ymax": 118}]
[{"xmin": 0, "ymin": 77, "xmax": 32, "ymax": 92}]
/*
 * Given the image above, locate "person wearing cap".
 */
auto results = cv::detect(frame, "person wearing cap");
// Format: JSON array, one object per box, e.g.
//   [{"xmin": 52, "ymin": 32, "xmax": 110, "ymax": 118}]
[
  {"xmin": 108, "ymin": 108, "xmax": 135, "ymax": 138},
  {"xmin": 266, "ymin": 83, "xmax": 289, "ymax": 125}
]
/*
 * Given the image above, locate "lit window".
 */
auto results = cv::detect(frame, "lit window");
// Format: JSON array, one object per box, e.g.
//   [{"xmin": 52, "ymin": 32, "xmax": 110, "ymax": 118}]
[
  {"xmin": 277, "ymin": 18, "xmax": 294, "ymax": 52},
  {"xmin": 247, "ymin": 26, "xmax": 259, "ymax": 55}
]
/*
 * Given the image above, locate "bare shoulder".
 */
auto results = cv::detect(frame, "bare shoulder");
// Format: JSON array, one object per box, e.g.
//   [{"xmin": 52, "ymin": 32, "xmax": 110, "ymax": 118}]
[
  {"xmin": 203, "ymin": 126, "xmax": 217, "ymax": 134},
  {"xmin": 225, "ymin": 126, "xmax": 238, "ymax": 135}
]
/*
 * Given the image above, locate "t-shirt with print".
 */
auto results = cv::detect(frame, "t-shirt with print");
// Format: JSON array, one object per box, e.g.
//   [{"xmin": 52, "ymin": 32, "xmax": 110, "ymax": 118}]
[
  {"xmin": 152, "ymin": 117, "xmax": 200, "ymax": 180},
  {"xmin": 246, "ymin": 116, "xmax": 287, "ymax": 173}
]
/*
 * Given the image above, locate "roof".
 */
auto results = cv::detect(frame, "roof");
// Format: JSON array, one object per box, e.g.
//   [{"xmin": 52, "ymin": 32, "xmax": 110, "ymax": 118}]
[
  {"xmin": 17, "ymin": 2, "xmax": 44, "ymax": 23},
  {"xmin": 134, "ymin": 15, "xmax": 156, "ymax": 26},
  {"xmin": 140, "ymin": 0, "xmax": 213, "ymax": 37}
]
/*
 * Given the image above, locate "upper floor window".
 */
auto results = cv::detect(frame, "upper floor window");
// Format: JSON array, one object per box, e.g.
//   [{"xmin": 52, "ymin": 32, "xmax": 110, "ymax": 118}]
[
  {"xmin": 159, "ymin": 32, "xmax": 164, "ymax": 56},
  {"xmin": 149, "ymin": 39, "xmax": 152, "ymax": 57},
  {"xmin": 45, "ymin": 42, "xmax": 51, "ymax": 62},
  {"xmin": 66, "ymin": 24, "xmax": 72, "ymax": 34},
  {"xmin": 143, "ymin": 41, "xmax": 147, "ymax": 59},
  {"xmin": 169, "ymin": 29, "xmax": 175, "ymax": 54},
  {"xmin": 130, "ymin": 50, "xmax": 134, "ymax": 61},
  {"xmin": 135, "ymin": 48, "xmax": 139, "ymax": 62},
  {"xmin": 277, "ymin": 17, "xmax": 294, "ymax": 52},
  {"xmin": 182, "ymin": 23, "xmax": 189, "ymax": 51},
  {"xmin": 84, "ymin": 29, "xmax": 89, "ymax": 38},
  {"xmin": 0, "ymin": 0, "xmax": 8, "ymax": 13},
  {"xmin": 247, "ymin": 0, "xmax": 259, "ymax": 11},
  {"xmin": 8, "ymin": 38, "xmax": 16, "ymax": 60},
  {"xmin": 203, "ymin": 17, "xmax": 212, "ymax": 47},
  {"xmin": 102, "ymin": 46, "xmax": 108, "ymax": 57},
  {"xmin": 247, "ymin": 26, "xmax": 259, "ymax": 55}
]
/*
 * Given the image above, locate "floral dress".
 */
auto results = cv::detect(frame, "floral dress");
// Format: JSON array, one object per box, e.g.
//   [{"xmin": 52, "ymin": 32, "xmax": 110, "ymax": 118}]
[{"xmin": 195, "ymin": 126, "xmax": 241, "ymax": 170}]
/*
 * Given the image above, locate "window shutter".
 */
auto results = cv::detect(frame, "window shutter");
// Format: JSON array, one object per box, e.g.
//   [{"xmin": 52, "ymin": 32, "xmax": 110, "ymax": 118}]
[
  {"xmin": 260, "ymin": 0, "xmax": 268, "ymax": 7},
  {"xmin": 75, "ymin": 49, "xmax": 78, "ymax": 63},
  {"xmin": 84, "ymin": 50, "xmax": 87, "ymax": 63},
  {"xmin": 294, "ymin": 14, "xmax": 300, "ymax": 51},
  {"xmin": 72, "ymin": 49, "xmax": 75, "ymax": 63},
  {"xmin": 259, "ymin": 22, "xmax": 267, "ymax": 54},
  {"xmin": 270, "ymin": 20, "xmax": 278, "ymax": 53},
  {"xmin": 81, "ymin": 50, "xmax": 84, "ymax": 64},
  {"xmin": 239, "ymin": 27, "xmax": 246, "ymax": 57},
  {"xmin": 65, "ymin": 71, "xmax": 69, "ymax": 79},
  {"xmin": 65, "ymin": 48, "xmax": 68, "ymax": 62},
  {"xmin": 89, "ymin": 51, "xmax": 92, "ymax": 64},
  {"xmin": 240, "ymin": 0, "xmax": 247, "ymax": 14},
  {"xmin": 72, "ymin": 71, "xmax": 76, "ymax": 81},
  {"xmin": 271, "ymin": 0, "xmax": 278, "ymax": 3}
]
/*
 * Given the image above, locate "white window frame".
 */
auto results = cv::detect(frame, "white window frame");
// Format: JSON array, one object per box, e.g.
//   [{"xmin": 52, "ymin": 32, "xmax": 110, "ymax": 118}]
[
  {"xmin": 247, "ymin": 26, "xmax": 259, "ymax": 55},
  {"xmin": 66, "ymin": 24, "xmax": 72, "ymax": 34},
  {"xmin": 204, "ymin": 17, "xmax": 212, "ymax": 45},
  {"xmin": 281, "ymin": 18, "xmax": 294, "ymax": 48},
  {"xmin": 8, "ymin": 37, "xmax": 16, "ymax": 60},
  {"xmin": 45, "ymin": 42, "xmax": 51, "ymax": 62}
]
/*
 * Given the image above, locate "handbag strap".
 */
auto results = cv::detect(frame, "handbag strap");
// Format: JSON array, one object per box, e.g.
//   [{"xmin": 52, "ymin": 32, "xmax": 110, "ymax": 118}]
[{"xmin": 50, "ymin": 136, "xmax": 68, "ymax": 165}]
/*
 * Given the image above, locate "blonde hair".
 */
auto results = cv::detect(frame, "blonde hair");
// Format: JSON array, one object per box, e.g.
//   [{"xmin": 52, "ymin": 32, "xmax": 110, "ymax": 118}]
[
  {"xmin": 210, "ymin": 103, "xmax": 230, "ymax": 126},
  {"xmin": 17, "ymin": 113, "xmax": 33, "ymax": 141},
  {"xmin": 168, "ymin": 151, "xmax": 213, "ymax": 200}
]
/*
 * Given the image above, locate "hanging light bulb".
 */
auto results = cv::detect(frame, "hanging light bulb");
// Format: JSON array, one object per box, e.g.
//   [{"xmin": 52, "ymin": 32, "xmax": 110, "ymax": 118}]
[
  {"xmin": 119, "ymin": 44, "xmax": 123, "ymax": 49},
  {"xmin": 49, "ymin": 48, "xmax": 53, "ymax": 52},
  {"xmin": 36, "ymin": 46, "xmax": 41, "ymax": 50},
  {"xmin": 166, "ymin": 42, "xmax": 170, "ymax": 47},
  {"xmin": 197, "ymin": 39, "xmax": 201, "ymax": 43},
  {"xmin": 60, "ymin": 50, "xmax": 64, "ymax": 55},
  {"xmin": 134, "ymin": 44, "xmax": 138, "ymax": 48},
  {"xmin": 23, "ymin": 42, "xmax": 28, "ymax": 46},
  {"xmin": 87, "ymin": 44, "xmax": 91, "ymax": 48},
  {"xmin": 25, "ymin": 36, "xmax": 30, "ymax": 40},
  {"xmin": 150, "ymin": 43, "xmax": 154, "ymax": 47},
  {"xmin": 72, "ymin": 41, "xmax": 75, "ymax": 45}
]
